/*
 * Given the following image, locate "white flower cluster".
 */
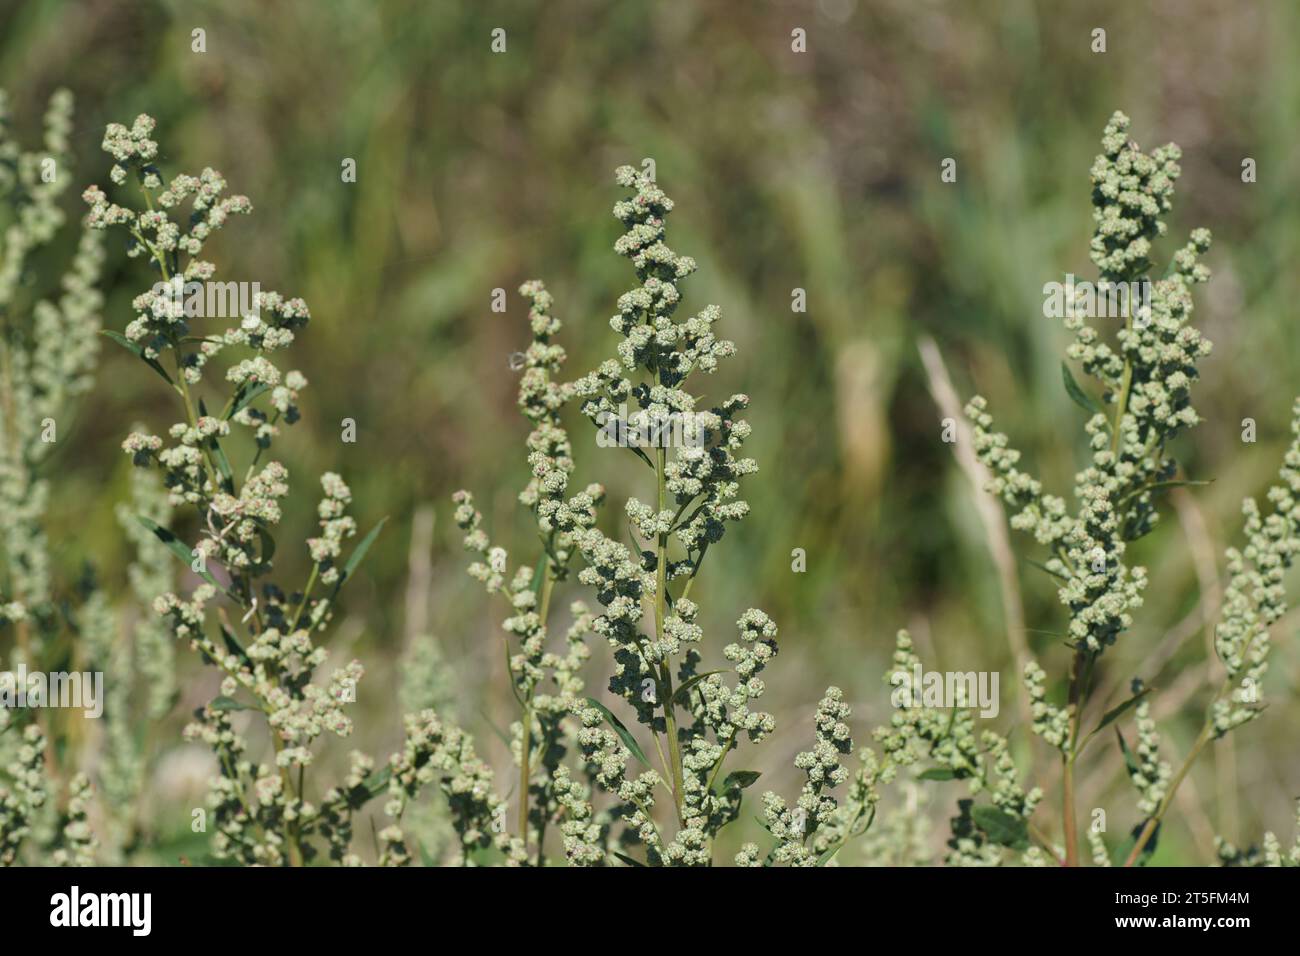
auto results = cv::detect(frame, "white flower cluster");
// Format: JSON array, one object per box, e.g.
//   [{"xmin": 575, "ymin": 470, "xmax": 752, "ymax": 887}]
[
  {"xmin": 49, "ymin": 773, "xmax": 98, "ymax": 867},
  {"xmin": 1024, "ymin": 660, "xmax": 1068, "ymax": 749},
  {"xmin": 94, "ymin": 114, "xmax": 449, "ymax": 866},
  {"xmin": 955, "ymin": 112, "xmax": 1300, "ymax": 866},
  {"xmin": 1, "ymin": 89, "xmax": 106, "ymax": 617},
  {"xmin": 969, "ymin": 113, "xmax": 1213, "ymax": 665},
  {"xmin": 0, "ymin": 724, "xmax": 46, "ymax": 865},
  {"xmin": 873, "ymin": 631, "xmax": 1040, "ymax": 866},
  {"xmin": 307, "ymin": 472, "xmax": 357, "ymax": 585},
  {"xmin": 1128, "ymin": 697, "xmax": 1170, "ymax": 817},
  {"xmin": 448, "ymin": 165, "xmax": 893, "ymax": 867},
  {"xmin": 761, "ymin": 688, "xmax": 853, "ymax": 865},
  {"xmin": 1211, "ymin": 398, "xmax": 1300, "ymax": 736},
  {"xmin": 374, "ymin": 709, "xmax": 525, "ymax": 866}
]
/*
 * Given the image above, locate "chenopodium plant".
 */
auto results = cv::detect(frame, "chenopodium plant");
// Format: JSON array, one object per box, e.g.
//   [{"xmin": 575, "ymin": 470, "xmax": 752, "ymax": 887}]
[
  {"xmin": 0, "ymin": 88, "xmax": 117, "ymax": 867},
  {"xmin": 924, "ymin": 111, "xmax": 1300, "ymax": 866},
  {"xmin": 86, "ymin": 115, "xmax": 513, "ymax": 867},
  {"xmin": 454, "ymin": 166, "xmax": 888, "ymax": 866}
]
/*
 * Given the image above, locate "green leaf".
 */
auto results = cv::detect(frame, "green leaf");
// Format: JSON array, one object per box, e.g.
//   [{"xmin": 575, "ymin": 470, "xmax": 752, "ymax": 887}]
[
  {"xmin": 209, "ymin": 695, "xmax": 253, "ymax": 712},
  {"xmin": 197, "ymin": 398, "xmax": 235, "ymax": 492},
  {"xmin": 218, "ymin": 621, "xmax": 252, "ymax": 668},
  {"xmin": 361, "ymin": 765, "xmax": 393, "ymax": 801},
  {"xmin": 136, "ymin": 516, "xmax": 231, "ymax": 598},
  {"xmin": 255, "ymin": 522, "xmax": 276, "ymax": 565},
  {"xmin": 611, "ymin": 851, "xmax": 645, "ymax": 867},
  {"xmin": 1025, "ymin": 558, "xmax": 1069, "ymax": 582},
  {"xmin": 918, "ymin": 767, "xmax": 959, "ymax": 781},
  {"xmin": 502, "ymin": 642, "xmax": 525, "ymax": 709},
  {"xmin": 584, "ymin": 697, "xmax": 650, "ymax": 767},
  {"xmin": 227, "ymin": 382, "xmax": 272, "ymax": 420},
  {"xmin": 971, "ymin": 804, "xmax": 1029, "ymax": 850},
  {"xmin": 1116, "ymin": 728, "xmax": 1140, "ymax": 780},
  {"xmin": 101, "ymin": 330, "xmax": 174, "ymax": 386},
  {"xmin": 816, "ymin": 842, "xmax": 845, "ymax": 866},
  {"xmin": 670, "ymin": 669, "xmax": 725, "ymax": 707},
  {"xmin": 529, "ymin": 554, "xmax": 546, "ymax": 595},
  {"xmin": 1114, "ymin": 820, "xmax": 1161, "ymax": 867},
  {"xmin": 721, "ymin": 770, "xmax": 761, "ymax": 791},
  {"xmin": 209, "ymin": 438, "xmax": 235, "ymax": 490},
  {"xmin": 339, "ymin": 516, "xmax": 389, "ymax": 586},
  {"xmin": 1089, "ymin": 685, "xmax": 1152, "ymax": 740},
  {"xmin": 1061, "ymin": 362, "xmax": 1101, "ymax": 415},
  {"xmin": 1142, "ymin": 478, "xmax": 1211, "ymax": 493},
  {"xmin": 848, "ymin": 805, "xmax": 877, "ymax": 839},
  {"xmin": 476, "ymin": 708, "xmax": 514, "ymax": 749},
  {"xmin": 1137, "ymin": 821, "xmax": 1161, "ymax": 865},
  {"xmin": 1120, "ymin": 478, "xmax": 1213, "ymax": 508}
]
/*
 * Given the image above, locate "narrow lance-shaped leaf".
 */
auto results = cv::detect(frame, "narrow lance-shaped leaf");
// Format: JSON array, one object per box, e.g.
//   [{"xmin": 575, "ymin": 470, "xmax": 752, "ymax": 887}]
[
  {"xmin": 584, "ymin": 697, "xmax": 650, "ymax": 767},
  {"xmin": 335, "ymin": 516, "xmax": 389, "ymax": 591},
  {"xmin": 720, "ymin": 770, "xmax": 761, "ymax": 791},
  {"xmin": 198, "ymin": 398, "xmax": 235, "ymax": 492},
  {"xmin": 226, "ymin": 381, "xmax": 272, "ymax": 420},
  {"xmin": 528, "ymin": 553, "xmax": 546, "ymax": 595},
  {"xmin": 209, "ymin": 696, "xmax": 254, "ymax": 712},
  {"xmin": 1088, "ymin": 684, "xmax": 1153, "ymax": 741},
  {"xmin": 1116, "ymin": 728, "xmax": 1140, "ymax": 780},
  {"xmin": 136, "ymin": 515, "xmax": 234, "ymax": 600},
  {"xmin": 101, "ymin": 329, "xmax": 175, "ymax": 386},
  {"xmin": 1061, "ymin": 361, "xmax": 1102, "ymax": 415},
  {"xmin": 918, "ymin": 767, "xmax": 959, "ymax": 781},
  {"xmin": 217, "ymin": 618, "xmax": 252, "ymax": 669},
  {"xmin": 310, "ymin": 517, "xmax": 390, "ymax": 628},
  {"xmin": 971, "ymin": 804, "xmax": 1029, "ymax": 850},
  {"xmin": 670, "ymin": 669, "xmax": 725, "ymax": 707}
]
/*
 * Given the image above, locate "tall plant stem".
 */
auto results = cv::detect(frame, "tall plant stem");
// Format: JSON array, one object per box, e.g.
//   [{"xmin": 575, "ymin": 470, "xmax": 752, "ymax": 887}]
[
  {"xmin": 1125, "ymin": 723, "xmax": 1212, "ymax": 866},
  {"xmin": 291, "ymin": 562, "xmax": 320, "ymax": 631},
  {"xmin": 655, "ymin": 445, "xmax": 685, "ymax": 822},
  {"xmin": 1063, "ymin": 302, "xmax": 1136, "ymax": 866},
  {"xmin": 1110, "ymin": 301, "xmax": 1135, "ymax": 460},
  {"xmin": 1124, "ymin": 619, "xmax": 1272, "ymax": 866},
  {"xmin": 1062, "ymin": 756, "xmax": 1078, "ymax": 866},
  {"xmin": 518, "ymin": 564, "xmax": 555, "ymax": 860},
  {"xmin": 268, "ymin": 733, "xmax": 304, "ymax": 867},
  {"xmin": 1062, "ymin": 647, "xmax": 1093, "ymax": 866}
]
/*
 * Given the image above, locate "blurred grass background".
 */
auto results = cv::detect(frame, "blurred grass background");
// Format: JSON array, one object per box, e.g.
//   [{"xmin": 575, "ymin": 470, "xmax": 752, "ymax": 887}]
[{"xmin": 2, "ymin": 0, "xmax": 1297, "ymax": 863}]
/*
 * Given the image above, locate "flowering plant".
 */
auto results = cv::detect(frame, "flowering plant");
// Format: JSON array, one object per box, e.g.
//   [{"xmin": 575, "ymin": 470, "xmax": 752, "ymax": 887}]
[
  {"xmin": 87, "ymin": 114, "xmax": 515, "ymax": 866},
  {"xmin": 7, "ymin": 100, "xmax": 1295, "ymax": 870},
  {"xmin": 453, "ymin": 166, "xmax": 892, "ymax": 866},
  {"xmin": 0, "ymin": 88, "xmax": 112, "ymax": 867},
  {"xmin": 916, "ymin": 112, "xmax": 1300, "ymax": 866}
]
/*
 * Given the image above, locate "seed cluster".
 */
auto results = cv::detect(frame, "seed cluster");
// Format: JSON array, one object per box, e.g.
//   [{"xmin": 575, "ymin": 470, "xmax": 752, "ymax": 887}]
[
  {"xmin": 451, "ymin": 166, "xmax": 895, "ymax": 866},
  {"xmin": 90, "ymin": 114, "xmax": 483, "ymax": 866},
  {"xmin": 0, "ymin": 89, "xmax": 115, "ymax": 866},
  {"xmin": 959, "ymin": 112, "xmax": 1300, "ymax": 866}
]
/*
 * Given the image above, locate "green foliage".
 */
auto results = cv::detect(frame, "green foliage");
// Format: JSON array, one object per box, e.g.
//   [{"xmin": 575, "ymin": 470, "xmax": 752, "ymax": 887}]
[
  {"xmin": 88, "ymin": 113, "xmax": 515, "ymax": 866},
  {"xmin": 932, "ymin": 113, "xmax": 1300, "ymax": 866},
  {"xmin": 450, "ymin": 168, "xmax": 888, "ymax": 866},
  {"xmin": 4, "ymin": 1, "xmax": 1300, "ymax": 867}
]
